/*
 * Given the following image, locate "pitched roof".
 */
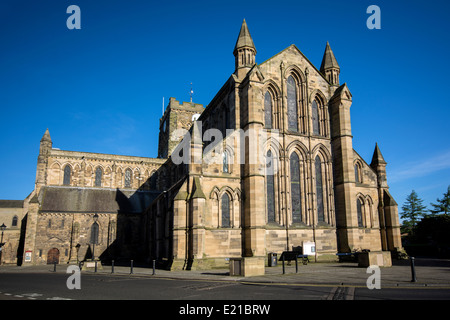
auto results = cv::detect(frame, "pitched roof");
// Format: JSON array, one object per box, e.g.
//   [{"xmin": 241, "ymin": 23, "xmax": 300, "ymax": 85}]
[
  {"xmin": 0, "ymin": 200, "xmax": 23, "ymax": 208},
  {"xmin": 233, "ymin": 19, "xmax": 256, "ymax": 54},
  {"xmin": 320, "ymin": 42, "xmax": 340, "ymax": 73},
  {"xmin": 39, "ymin": 186, "xmax": 158, "ymax": 214}
]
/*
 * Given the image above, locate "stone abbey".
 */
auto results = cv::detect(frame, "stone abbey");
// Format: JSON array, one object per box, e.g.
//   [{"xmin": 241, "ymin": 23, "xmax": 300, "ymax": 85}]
[{"xmin": 0, "ymin": 20, "xmax": 403, "ymax": 275}]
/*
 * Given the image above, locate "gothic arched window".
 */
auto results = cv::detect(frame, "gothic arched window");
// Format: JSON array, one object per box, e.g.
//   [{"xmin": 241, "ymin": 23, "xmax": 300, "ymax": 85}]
[
  {"xmin": 264, "ymin": 91, "xmax": 273, "ymax": 129},
  {"xmin": 12, "ymin": 215, "xmax": 18, "ymax": 227},
  {"xmin": 63, "ymin": 165, "xmax": 71, "ymax": 186},
  {"xmin": 287, "ymin": 76, "xmax": 298, "ymax": 132},
  {"xmin": 357, "ymin": 198, "xmax": 364, "ymax": 227},
  {"xmin": 95, "ymin": 167, "xmax": 102, "ymax": 187},
  {"xmin": 290, "ymin": 153, "xmax": 302, "ymax": 223},
  {"xmin": 355, "ymin": 163, "xmax": 362, "ymax": 183},
  {"xmin": 266, "ymin": 150, "xmax": 276, "ymax": 223},
  {"xmin": 223, "ymin": 151, "xmax": 229, "ymax": 173},
  {"xmin": 124, "ymin": 169, "xmax": 132, "ymax": 188},
  {"xmin": 315, "ymin": 156, "xmax": 325, "ymax": 222},
  {"xmin": 221, "ymin": 193, "xmax": 230, "ymax": 228},
  {"xmin": 312, "ymin": 100, "xmax": 320, "ymax": 136}
]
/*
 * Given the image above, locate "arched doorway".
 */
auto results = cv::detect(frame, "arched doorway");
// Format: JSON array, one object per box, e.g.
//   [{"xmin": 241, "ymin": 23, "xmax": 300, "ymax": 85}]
[{"xmin": 47, "ymin": 248, "xmax": 60, "ymax": 264}]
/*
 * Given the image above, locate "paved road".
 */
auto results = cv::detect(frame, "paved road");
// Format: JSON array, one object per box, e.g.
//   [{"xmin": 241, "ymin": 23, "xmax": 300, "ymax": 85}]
[{"xmin": 1, "ymin": 271, "xmax": 450, "ymax": 301}]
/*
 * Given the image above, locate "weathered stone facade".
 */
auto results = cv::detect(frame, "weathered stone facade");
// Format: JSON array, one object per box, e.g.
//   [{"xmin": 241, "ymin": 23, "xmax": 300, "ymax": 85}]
[{"xmin": 0, "ymin": 20, "xmax": 403, "ymax": 274}]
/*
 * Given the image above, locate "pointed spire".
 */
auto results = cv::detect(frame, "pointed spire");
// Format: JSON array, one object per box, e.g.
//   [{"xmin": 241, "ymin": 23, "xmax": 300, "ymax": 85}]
[
  {"xmin": 320, "ymin": 42, "xmax": 340, "ymax": 86},
  {"xmin": 320, "ymin": 41, "xmax": 340, "ymax": 73},
  {"xmin": 233, "ymin": 19, "xmax": 257, "ymax": 79},
  {"xmin": 371, "ymin": 143, "xmax": 387, "ymax": 167},
  {"xmin": 40, "ymin": 128, "xmax": 52, "ymax": 142},
  {"xmin": 233, "ymin": 19, "xmax": 256, "ymax": 55}
]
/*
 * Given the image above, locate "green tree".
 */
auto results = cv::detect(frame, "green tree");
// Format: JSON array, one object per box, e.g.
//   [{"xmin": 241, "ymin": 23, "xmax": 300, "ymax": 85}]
[
  {"xmin": 429, "ymin": 185, "xmax": 450, "ymax": 216},
  {"xmin": 401, "ymin": 190, "xmax": 427, "ymax": 234}
]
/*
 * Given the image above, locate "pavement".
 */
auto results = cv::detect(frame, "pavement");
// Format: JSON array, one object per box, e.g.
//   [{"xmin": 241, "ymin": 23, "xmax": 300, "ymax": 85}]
[{"xmin": 1, "ymin": 257, "xmax": 450, "ymax": 288}]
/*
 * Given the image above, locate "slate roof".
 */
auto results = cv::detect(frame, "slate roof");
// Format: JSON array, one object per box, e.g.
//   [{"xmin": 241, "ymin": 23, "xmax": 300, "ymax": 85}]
[
  {"xmin": 0, "ymin": 200, "xmax": 24, "ymax": 208},
  {"xmin": 39, "ymin": 186, "xmax": 159, "ymax": 214}
]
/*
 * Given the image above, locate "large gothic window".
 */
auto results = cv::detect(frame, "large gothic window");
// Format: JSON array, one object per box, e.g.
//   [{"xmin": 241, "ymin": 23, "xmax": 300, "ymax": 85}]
[
  {"xmin": 266, "ymin": 150, "xmax": 276, "ymax": 223},
  {"xmin": 124, "ymin": 169, "xmax": 132, "ymax": 188},
  {"xmin": 287, "ymin": 76, "xmax": 298, "ymax": 132},
  {"xmin": 63, "ymin": 165, "xmax": 71, "ymax": 186},
  {"xmin": 290, "ymin": 153, "xmax": 302, "ymax": 223},
  {"xmin": 315, "ymin": 156, "xmax": 325, "ymax": 222},
  {"xmin": 312, "ymin": 100, "xmax": 320, "ymax": 136},
  {"xmin": 95, "ymin": 167, "xmax": 102, "ymax": 187},
  {"xmin": 264, "ymin": 91, "xmax": 273, "ymax": 129},
  {"xmin": 357, "ymin": 198, "xmax": 364, "ymax": 227},
  {"xmin": 221, "ymin": 193, "xmax": 231, "ymax": 228}
]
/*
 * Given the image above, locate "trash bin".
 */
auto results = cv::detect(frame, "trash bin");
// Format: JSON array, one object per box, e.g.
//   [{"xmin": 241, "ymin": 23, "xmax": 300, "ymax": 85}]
[{"xmin": 268, "ymin": 253, "xmax": 277, "ymax": 267}]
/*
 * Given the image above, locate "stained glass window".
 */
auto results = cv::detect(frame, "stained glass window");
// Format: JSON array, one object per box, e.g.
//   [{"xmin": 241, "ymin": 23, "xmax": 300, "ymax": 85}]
[
  {"xmin": 95, "ymin": 167, "xmax": 102, "ymax": 187},
  {"xmin": 312, "ymin": 100, "xmax": 320, "ymax": 136},
  {"xmin": 266, "ymin": 150, "xmax": 276, "ymax": 223},
  {"xmin": 315, "ymin": 156, "xmax": 325, "ymax": 222},
  {"xmin": 63, "ymin": 165, "xmax": 71, "ymax": 186},
  {"xmin": 357, "ymin": 199, "xmax": 364, "ymax": 227},
  {"xmin": 264, "ymin": 91, "xmax": 272, "ymax": 129},
  {"xmin": 125, "ymin": 169, "xmax": 132, "ymax": 188},
  {"xmin": 287, "ymin": 76, "xmax": 298, "ymax": 132},
  {"xmin": 221, "ymin": 193, "xmax": 230, "ymax": 227},
  {"xmin": 290, "ymin": 153, "xmax": 302, "ymax": 223}
]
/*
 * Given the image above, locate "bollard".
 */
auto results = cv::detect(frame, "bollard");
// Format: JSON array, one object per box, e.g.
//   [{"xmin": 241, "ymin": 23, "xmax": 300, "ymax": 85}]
[
  {"xmin": 152, "ymin": 260, "xmax": 156, "ymax": 275},
  {"xmin": 111, "ymin": 260, "xmax": 114, "ymax": 274},
  {"xmin": 410, "ymin": 257, "xmax": 417, "ymax": 282},
  {"xmin": 130, "ymin": 260, "xmax": 134, "ymax": 274},
  {"xmin": 53, "ymin": 262, "xmax": 57, "ymax": 272},
  {"xmin": 94, "ymin": 260, "xmax": 97, "ymax": 273},
  {"xmin": 295, "ymin": 256, "xmax": 298, "ymax": 274},
  {"xmin": 282, "ymin": 255, "xmax": 285, "ymax": 274}
]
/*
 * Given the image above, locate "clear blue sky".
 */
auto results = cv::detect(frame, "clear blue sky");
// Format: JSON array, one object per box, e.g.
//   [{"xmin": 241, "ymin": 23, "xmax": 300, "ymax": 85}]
[{"xmin": 1, "ymin": 0, "xmax": 449, "ymax": 218}]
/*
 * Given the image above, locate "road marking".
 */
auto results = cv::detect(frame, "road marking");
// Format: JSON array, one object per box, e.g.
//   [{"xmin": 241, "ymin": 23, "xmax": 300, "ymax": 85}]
[
  {"xmin": 46, "ymin": 297, "xmax": 73, "ymax": 300},
  {"xmin": 22, "ymin": 293, "xmax": 43, "ymax": 298}
]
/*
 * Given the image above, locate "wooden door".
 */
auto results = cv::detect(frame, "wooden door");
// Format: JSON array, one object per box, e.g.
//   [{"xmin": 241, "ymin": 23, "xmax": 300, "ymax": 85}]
[{"xmin": 47, "ymin": 248, "xmax": 60, "ymax": 264}]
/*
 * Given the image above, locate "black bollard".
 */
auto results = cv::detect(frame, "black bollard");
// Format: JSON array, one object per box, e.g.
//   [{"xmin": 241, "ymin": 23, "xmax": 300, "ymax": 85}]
[
  {"xmin": 111, "ymin": 260, "xmax": 114, "ymax": 274},
  {"xmin": 130, "ymin": 260, "xmax": 134, "ymax": 274},
  {"xmin": 410, "ymin": 257, "xmax": 417, "ymax": 282},
  {"xmin": 152, "ymin": 260, "xmax": 156, "ymax": 275},
  {"xmin": 53, "ymin": 262, "xmax": 57, "ymax": 272},
  {"xmin": 295, "ymin": 256, "xmax": 298, "ymax": 274},
  {"xmin": 282, "ymin": 255, "xmax": 285, "ymax": 274},
  {"xmin": 94, "ymin": 260, "xmax": 97, "ymax": 273}
]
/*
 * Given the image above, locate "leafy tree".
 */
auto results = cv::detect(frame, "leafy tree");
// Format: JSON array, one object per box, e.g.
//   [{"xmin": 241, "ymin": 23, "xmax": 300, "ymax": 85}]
[
  {"xmin": 401, "ymin": 190, "xmax": 427, "ymax": 234},
  {"xmin": 429, "ymin": 185, "xmax": 450, "ymax": 216}
]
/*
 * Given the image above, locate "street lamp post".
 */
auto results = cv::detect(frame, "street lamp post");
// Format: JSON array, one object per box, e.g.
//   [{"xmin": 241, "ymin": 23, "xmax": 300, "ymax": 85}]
[{"xmin": 0, "ymin": 223, "xmax": 7, "ymax": 265}]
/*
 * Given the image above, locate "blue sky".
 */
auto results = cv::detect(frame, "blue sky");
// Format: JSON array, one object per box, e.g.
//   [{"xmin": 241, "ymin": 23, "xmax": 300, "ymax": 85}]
[{"xmin": 1, "ymin": 0, "xmax": 449, "ymax": 218}]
